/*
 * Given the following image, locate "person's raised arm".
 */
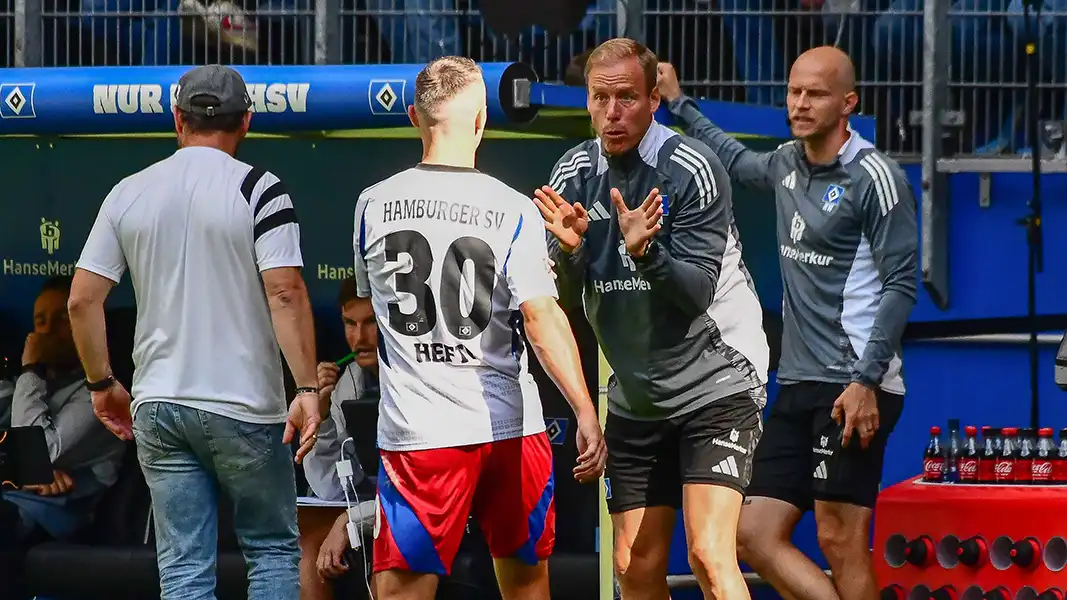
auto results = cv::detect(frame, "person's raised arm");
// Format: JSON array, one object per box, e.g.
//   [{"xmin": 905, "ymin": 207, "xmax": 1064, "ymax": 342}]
[
  {"xmin": 252, "ymin": 170, "xmax": 318, "ymax": 392},
  {"xmin": 658, "ymin": 63, "xmax": 780, "ymax": 191},
  {"xmin": 851, "ymin": 153, "xmax": 918, "ymax": 388}
]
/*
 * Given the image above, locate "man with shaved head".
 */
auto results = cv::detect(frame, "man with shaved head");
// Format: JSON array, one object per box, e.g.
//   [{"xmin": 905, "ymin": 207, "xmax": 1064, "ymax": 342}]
[
  {"xmin": 660, "ymin": 46, "xmax": 918, "ymax": 600},
  {"xmin": 353, "ymin": 56, "xmax": 606, "ymax": 600}
]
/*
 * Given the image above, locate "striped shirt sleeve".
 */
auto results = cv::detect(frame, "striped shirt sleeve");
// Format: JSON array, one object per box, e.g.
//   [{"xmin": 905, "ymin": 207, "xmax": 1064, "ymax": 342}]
[
  {"xmin": 241, "ymin": 166, "xmax": 303, "ymax": 272},
  {"xmin": 852, "ymin": 151, "xmax": 918, "ymax": 386},
  {"xmin": 631, "ymin": 139, "xmax": 727, "ymax": 317},
  {"xmin": 548, "ymin": 147, "xmax": 592, "ymax": 203},
  {"xmin": 543, "ymin": 146, "xmax": 593, "ymax": 307},
  {"xmin": 666, "ymin": 95, "xmax": 781, "ymax": 192}
]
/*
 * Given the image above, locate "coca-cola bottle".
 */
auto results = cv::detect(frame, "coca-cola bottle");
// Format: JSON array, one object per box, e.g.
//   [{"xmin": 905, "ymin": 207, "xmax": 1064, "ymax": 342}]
[
  {"xmin": 1033, "ymin": 427, "xmax": 1056, "ymax": 484},
  {"xmin": 945, "ymin": 423, "xmax": 962, "ymax": 483},
  {"xmin": 979, "ymin": 426, "xmax": 998, "ymax": 483},
  {"xmin": 959, "ymin": 425, "xmax": 980, "ymax": 483},
  {"xmin": 993, "ymin": 427, "xmax": 1005, "ymax": 454},
  {"xmin": 1017, "ymin": 428, "xmax": 1036, "ymax": 484},
  {"xmin": 1056, "ymin": 429, "xmax": 1067, "ymax": 484},
  {"xmin": 994, "ymin": 427, "xmax": 1018, "ymax": 484},
  {"xmin": 924, "ymin": 426, "xmax": 945, "ymax": 483}
]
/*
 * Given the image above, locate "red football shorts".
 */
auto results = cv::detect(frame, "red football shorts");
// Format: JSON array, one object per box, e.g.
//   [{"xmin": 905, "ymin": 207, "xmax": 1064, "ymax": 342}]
[{"xmin": 371, "ymin": 432, "xmax": 556, "ymax": 576}]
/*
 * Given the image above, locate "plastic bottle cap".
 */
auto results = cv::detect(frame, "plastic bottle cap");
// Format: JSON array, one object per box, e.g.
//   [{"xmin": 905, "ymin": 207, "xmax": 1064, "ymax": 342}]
[
  {"xmin": 1039, "ymin": 427, "xmax": 1054, "ymax": 436},
  {"xmin": 1003, "ymin": 427, "xmax": 1019, "ymax": 435},
  {"xmin": 931, "ymin": 426, "xmax": 942, "ymax": 434},
  {"xmin": 965, "ymin": 425, "xmax": 977, "ymax": 435}
]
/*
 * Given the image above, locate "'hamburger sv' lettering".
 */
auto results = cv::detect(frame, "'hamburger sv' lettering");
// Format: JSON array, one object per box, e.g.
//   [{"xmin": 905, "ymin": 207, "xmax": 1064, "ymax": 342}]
[{"xmin": 382, "ymin": 198, "xmax": 507, "ymax": 231}]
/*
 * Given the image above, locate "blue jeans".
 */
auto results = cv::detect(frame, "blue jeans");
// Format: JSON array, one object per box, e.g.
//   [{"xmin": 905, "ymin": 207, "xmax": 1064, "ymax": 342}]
[{"xmin": 134, "ymin": 402, "xmax": 300, "ymax": 600}]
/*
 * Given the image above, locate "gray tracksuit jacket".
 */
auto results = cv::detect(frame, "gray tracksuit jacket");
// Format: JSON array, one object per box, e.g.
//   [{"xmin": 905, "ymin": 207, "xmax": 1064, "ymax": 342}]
[
  {"xmin": 548, "ymin": 121, "xmax": 769, "ymax": 421},
  {"xmin": 667, "ymin": 95, "xmax": 918, "ymax": 393}
]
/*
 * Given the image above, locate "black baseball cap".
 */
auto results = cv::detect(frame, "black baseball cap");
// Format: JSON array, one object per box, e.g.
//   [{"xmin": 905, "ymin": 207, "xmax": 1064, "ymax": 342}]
[{"xmin": 174, "ymin": 65, "xmax": 252, "ymax": 117}]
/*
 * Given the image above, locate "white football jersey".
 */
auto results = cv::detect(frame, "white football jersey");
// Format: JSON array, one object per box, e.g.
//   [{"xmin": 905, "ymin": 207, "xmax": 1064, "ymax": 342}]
[{"xmin": 353, "ymin": 163, "xmax": 558, "ymax": 451}]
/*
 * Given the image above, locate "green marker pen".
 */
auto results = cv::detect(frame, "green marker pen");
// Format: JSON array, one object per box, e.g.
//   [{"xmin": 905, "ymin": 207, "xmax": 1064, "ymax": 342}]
[{"xmin": 335, "ymin": 351, "xmax": 357, "ymax": 367}]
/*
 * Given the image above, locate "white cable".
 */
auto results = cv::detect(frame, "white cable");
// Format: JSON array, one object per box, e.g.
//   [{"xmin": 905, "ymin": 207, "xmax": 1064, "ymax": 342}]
[
  {"xmin": 337, "ymin": 436, "xmax": 374, "ymax": 598},
  {"xmin": 337, "ymin": 437, "xmax": 359, "ymax": 551}
]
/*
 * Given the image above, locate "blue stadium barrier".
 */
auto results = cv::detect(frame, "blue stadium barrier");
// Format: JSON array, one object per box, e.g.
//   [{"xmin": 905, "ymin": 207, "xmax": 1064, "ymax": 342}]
[{"xmin": 0, "ymin": 62, "xmax": 538, "ymax": 135}]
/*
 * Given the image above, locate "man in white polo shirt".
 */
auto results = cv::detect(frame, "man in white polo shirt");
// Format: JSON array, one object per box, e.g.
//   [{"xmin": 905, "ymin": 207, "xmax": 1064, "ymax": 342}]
[{"xmin": 67, "ymin": 65, "xmax": 323, "ymax": 600}]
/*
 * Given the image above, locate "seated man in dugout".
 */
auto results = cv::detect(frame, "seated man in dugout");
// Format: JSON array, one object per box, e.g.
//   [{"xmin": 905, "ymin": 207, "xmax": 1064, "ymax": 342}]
[
  {"xmin": 299, "ymin": 278, "xmax": 380, "ymax": 599},
  {"xmin": 0, "ymin": 276, "xmax": 127, "ymax": 600}
]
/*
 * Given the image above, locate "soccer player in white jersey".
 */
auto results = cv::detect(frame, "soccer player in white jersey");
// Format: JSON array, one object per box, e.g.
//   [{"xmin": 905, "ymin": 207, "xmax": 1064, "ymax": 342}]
[{"xmin": 353, "ymin": 56, "xmax": 607, "ymax": 600}]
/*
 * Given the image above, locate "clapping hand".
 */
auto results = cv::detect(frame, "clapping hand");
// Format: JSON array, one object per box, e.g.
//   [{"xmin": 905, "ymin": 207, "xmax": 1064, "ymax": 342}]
[
  {"xmin": 610, "ymin": 187, "xmax": 663, "ymax": 257},
  {"xmin": 533, "ymin": 186, "xmax": 589, "ymax": 253}
]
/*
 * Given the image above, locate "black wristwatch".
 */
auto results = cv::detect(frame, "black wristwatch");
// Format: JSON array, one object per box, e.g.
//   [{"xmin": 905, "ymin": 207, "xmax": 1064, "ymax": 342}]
[
  {"xmin": 294, "ymin": 386, "xmax": 319, "ymax": 396},
  {"xmin": 86, "ymin": 375, "xmax": 116, "ymax": 392}
]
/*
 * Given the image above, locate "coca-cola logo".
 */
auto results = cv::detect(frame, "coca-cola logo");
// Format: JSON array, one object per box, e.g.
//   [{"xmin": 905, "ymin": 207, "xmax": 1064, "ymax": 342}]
[
  {"xmin": 994, "ymin": 461, "xmax": 1014, "ymax": 475},
  {"xmin": 1033, "ymin": 462, "xmax": 1053, "ymax": 475},
  {"xmin": 960, "ymin": 460, "xmax": 978, "ymax": 475},
  {"xmin": 924, "ymin": 459, "xmax": 943, "ymax": 473}
]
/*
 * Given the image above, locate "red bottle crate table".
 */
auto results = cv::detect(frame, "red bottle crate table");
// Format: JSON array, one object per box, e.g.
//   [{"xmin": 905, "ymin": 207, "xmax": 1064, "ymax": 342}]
[{"xmin": 874, "ymin": 476, "xmax": 1067, "ymax": 599}]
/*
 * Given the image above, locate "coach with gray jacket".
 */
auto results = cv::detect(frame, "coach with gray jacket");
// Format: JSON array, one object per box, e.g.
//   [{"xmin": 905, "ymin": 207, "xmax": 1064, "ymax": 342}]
[{"xmin": 659, "ymin": 47, "xmax": 917, "ymax": 600}]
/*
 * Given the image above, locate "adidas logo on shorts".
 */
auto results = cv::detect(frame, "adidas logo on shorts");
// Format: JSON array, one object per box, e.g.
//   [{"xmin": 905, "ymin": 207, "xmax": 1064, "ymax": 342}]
[
  {"xmin": 813, "ymin": 460, "xmax": 829, "ymax": 480},
  {"xmin": 711, "ymin": 455, "xmax": 740, "ymax": 478}
]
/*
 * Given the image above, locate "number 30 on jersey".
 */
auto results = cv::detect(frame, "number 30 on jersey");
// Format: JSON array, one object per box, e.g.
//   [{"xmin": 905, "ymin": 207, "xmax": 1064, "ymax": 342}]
[{"xmin": 383, "ymin": 229, "xmax": 496, "ymax": 344}]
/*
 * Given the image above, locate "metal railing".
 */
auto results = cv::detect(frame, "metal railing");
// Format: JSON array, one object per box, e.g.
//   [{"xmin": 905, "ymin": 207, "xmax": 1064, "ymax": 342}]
[{"xmin": 3, "ymin": 1, "xmax": 1063, "ymax": 160}]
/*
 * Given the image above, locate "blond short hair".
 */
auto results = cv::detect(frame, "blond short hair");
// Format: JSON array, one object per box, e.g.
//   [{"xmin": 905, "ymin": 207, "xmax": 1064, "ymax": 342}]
[
  {"xmin": 585, "ymin": 38, "xmax": 659, "ymax": 94},
  {"xmin": 414, "ymin": 56, "xmax": 484, "ymax": 121}
]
